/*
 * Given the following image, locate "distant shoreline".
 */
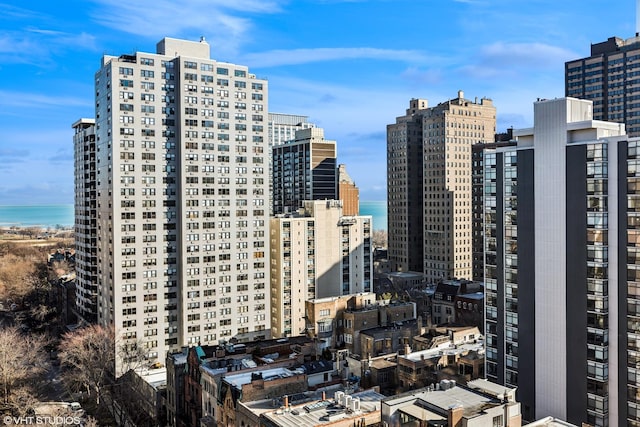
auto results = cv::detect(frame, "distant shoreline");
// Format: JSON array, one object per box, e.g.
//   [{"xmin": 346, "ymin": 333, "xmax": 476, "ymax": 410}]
[
  {"xmin": 0, "ymin": 205, "xmax": 74, "ymax": 229},
  {"xmin": 0, "ymin": 201, "xmax": 387, "ymax": 231}
]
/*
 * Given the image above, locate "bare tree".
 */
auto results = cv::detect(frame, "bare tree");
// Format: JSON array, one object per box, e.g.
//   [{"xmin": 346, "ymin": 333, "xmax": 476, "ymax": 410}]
[
  {"xmin": 0, "ymin": 254, "xmax": 39, "ymax": 302},
  {"xmin": 58, "ymin": 325, "xmax": 115, "ymax": 405},
  {"xmin": 372, "ymin": 229, "xmax": 388, "ymax": 249},
  {"xmin": 58, "ymin": 325, "xmax": 146, "ymax": 407},
  {"xmin": 50, "ymin": 260, "xmax": 72, "ymax": 279},
  {"xmin": 0, "ymin": 328, "xmax": 48, "ymax": 413}
]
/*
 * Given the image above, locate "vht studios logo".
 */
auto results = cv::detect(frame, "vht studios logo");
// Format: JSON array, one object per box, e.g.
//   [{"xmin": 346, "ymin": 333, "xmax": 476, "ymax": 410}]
[{"xmin": 3, "ymin": 416, "xmax": 82, "ymax": 425}]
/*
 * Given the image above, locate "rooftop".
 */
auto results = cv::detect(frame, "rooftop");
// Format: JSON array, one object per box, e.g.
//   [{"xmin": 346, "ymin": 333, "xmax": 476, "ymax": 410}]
[
  {"xmin": 384, "ymin": 381, "xmax": 516, "ymax": 418},
  {"xmin": 385, "ymin": 271, "xmax": 426, "ymax": 279},
  {"xmin": 260, "ymin": 388, "xmax": 384, "ymax": 427},
  {"xmin": 134, "ymin": 366, "xmax": 167, "ymax": 390},
  {"xmin": 459, "ymin": 291, "xmax": 484, "ymax": 301},
  {"xmin": 527, "ymin": 416, "xmax": 579, "ymax": 427},
  {"xmin": 224, "ymin": 367, "xmax": 297, "ymax": 390},
  {"xmin": 402, "ymin": 339, "xmax": 484, "ymax": 363},
  {"xmin": 369, "ymin": 357, "xmax": 397, "ymax": 370}
]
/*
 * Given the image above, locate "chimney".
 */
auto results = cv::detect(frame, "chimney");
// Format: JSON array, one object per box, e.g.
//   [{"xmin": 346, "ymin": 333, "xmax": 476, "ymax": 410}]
[
  {"xmin": 284, "ymin": 395, "xmax": 289, "ymax": 409},
  {"xmin": 322, "ymin": 391, "xmax": 326, "ymax": 401}
]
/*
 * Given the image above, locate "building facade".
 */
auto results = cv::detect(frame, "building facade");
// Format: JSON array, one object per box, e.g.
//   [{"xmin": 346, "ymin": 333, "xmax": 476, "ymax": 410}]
[
  {"xmin": 267, "ymin": 113, "xmax": 315, "ymax": 215},
  {"xmin": 387, "ymin": 98, "xmax": 426, "ymax": 273},
  {"xmin": 272, "ymin": 127, "xmax": 337, "ymax": 215},
  {"xmin": 79, "ymin": 37, "xmax": 271, "ymax": 374},
  {"xmin": 337, "ymin": 163, "xmax": 360, "ymax": 216},
  {"xmin": 269, "ymin": 200, "xmax": 373, "ymax": 338},
  {"xmin": 387, "ymin": 93, "xmax": 496, "ymax": 281},
  {"xmin": 268, "ymin": 112, "xmax": 315, "ymax": 147},
  {"xmin": 73, "ymin": 118, "xmax": 99, "ymax": 323},
  {"xmin": 566, "ymin": 35, "xmax": 640, "ymax": 137},
  {"xmin": 304, "ymin": 292, "xmax": 377, "ymax": 352},
  {"xmin": 484, "ymin": 97, "xmax": 636, "ymax": 426}
]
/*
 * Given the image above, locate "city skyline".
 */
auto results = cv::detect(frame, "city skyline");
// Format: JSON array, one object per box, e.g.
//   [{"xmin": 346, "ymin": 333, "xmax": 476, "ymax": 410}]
[{"xmin": 0, "ymin": 0, "xmax": 636, "ymax": 204}]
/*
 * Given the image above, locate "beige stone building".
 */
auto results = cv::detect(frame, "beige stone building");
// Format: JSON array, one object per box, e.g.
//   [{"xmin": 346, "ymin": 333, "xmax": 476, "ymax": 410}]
[
  {"xmin": 269, "ymin": 200, "xmax": 373, "ymax": 338},
  {"xmin": 387, "ymin": 92, "xmax": 496, "ymax": 282},
  {"xmin": 78, "ymin": 37, "xmax": 270, "ymax": 374}
]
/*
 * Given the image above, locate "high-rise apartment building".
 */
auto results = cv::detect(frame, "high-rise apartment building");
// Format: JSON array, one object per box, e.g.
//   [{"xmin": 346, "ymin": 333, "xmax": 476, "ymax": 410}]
[
  {"xmin": 566, "ymin": 34, "xmax": 640, "ymax": 137},
  {"xmin": 73, "ymin": 118, "xmax": 98, "ymax": 323},
  {"xmin": 76, "ymin": 37, "xmax": 270, "ymax": 373},
  {"xmin": 272, "ymin": 127, "xmax": 337, "ymax": 215},
  {"xmin": 268, "ymin": 112, "xmax": 315, "ymax": 147},
  {"xmin": 471, "ymin": 136, "xmax": 515, "ymax": 282},
  {"xmin": 484, "ymin": 97, "xmax": 636, "ymax": 426},
  {"xmin": 269, "ymin": 200, "xmax": 372, "ymax": 338},
  {"xmin": 267, "ymin": 113, "xmax": 315, "ymax": 215},
  {"xmin": 387, "ymin": 92, "xmax": 496, "ymax": 281}
]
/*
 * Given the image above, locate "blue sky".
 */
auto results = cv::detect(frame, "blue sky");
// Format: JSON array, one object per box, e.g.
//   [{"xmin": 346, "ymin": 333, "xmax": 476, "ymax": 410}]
[{"xmin": 0, "ymin": 0, "xmax": 636, "ymax": 204}]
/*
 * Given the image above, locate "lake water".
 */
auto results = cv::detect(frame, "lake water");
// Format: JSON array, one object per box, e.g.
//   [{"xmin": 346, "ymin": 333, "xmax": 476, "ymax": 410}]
[
  {"xmin": 360, "ymin": 200, "xmax": 387, "ymax": 231},
  {"xmin": 0, "ymin": 201, "xmax": 388, "ymax": 231},
  {"xmin": 0, "ymin": 205, "xmax": 74, "ymax": 228}
]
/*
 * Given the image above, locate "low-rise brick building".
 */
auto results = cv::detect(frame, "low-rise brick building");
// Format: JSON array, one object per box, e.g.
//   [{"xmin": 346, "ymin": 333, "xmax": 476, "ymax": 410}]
[{"xmin": 397, "ymin": 334, "xmax": 484, "ymax": 392}]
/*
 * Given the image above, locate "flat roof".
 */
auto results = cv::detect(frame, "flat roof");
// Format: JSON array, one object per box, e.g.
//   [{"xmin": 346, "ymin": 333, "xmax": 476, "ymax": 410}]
[
  {"xmin": 386, "ymin": 271, "xmax": 425, "ymax": 278},
  {"xmin": 261, "ymin": 389, "xmax": 384, "ymax": 427},
  {"xmin": 527, "ymin": 416, "xmax": 579, "ymax": 427},
  {"xmin": 384, "ymin": 385, "xmax": 500, "ymax": 418},
  {"xmin": 460, "ymin": 292, "xmax": 484, "ymax": 300},
  {"xmin": 403, "ymin": 340, "xmax": 484, "ymax": 362},
  {"xmin": 370, "ymin": 358, "xmax": 397, "ymax": 370},
  {"xmin": 398, "ymin": 404, "xmax": 444, "ymax": 421},
  {"xmin": 135, "ymin": 367, "xmax": 167, "ymax": 390},
  {"xmin": 224, "ymin": 367, "xmax": 296, "ymax": 390},
  {"xmin": 466, "ymin": 379, "xmax": 514, "ymax": 399}
]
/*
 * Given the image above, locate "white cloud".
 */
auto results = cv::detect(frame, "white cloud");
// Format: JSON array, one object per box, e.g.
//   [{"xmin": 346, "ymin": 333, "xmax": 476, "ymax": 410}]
[
  {"xmin": 0, "ymin": 90, "xmax": 91, "ymax": 109},
  {"xmin": 0, "ymin": 3, "xmax": 45, "ymax": 20},
  {"xmin": 0, "ymin": 30, "xmax": 97, "ymax": 65},
  {"xmin": 400, "ymin": 67, "xmax": 443, "ymax": 85},
  {"xmin": 479, "ymin": 41, "xmax": 577, "ymax": 68},
  {"xmin": 88, "ymin": 0, "xmax": 285, "ymax": 55},
  {"xmin": 456, "ymin": 41, "xmax": 576, "ymax": 83},
  {"xmin": 242, "ymin": 47, "xmax": 429, "ymax": 68}
]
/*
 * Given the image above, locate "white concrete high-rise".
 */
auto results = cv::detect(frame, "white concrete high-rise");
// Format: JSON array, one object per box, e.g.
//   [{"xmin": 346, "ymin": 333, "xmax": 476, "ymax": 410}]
[
  {"xmin": 76, "ymin": 37, "xmax": 270, "ymax": 374},
  {"xmin": 484, "ymin": 97, "xmax": 636, "ymax": 426},
  {"xmin": 268, "ymin": 112, "xmax": 315, "ymax": 147}
]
